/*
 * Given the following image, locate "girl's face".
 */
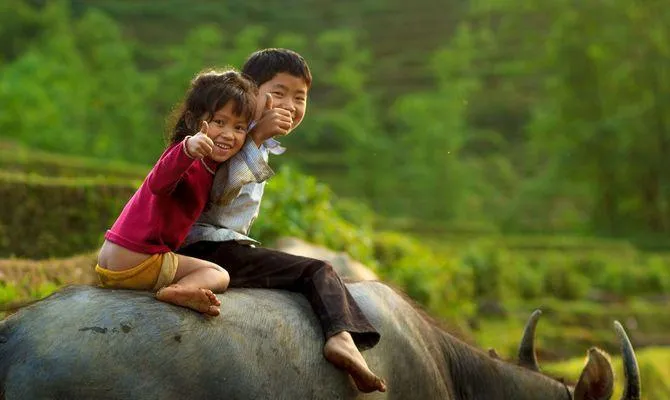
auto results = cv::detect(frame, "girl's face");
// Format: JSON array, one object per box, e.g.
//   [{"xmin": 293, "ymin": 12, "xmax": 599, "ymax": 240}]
[{"xmin": 203, "ymin": 101, "xmax": 248, "ymax": 163}]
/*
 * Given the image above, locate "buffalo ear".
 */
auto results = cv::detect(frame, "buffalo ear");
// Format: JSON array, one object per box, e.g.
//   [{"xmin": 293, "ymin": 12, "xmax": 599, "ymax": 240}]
[
  {"xmin": 573, "ymin": 348, "xmax": 614, "ymax": 400},
  {"xmin": 488, "ymin": 348, "xmax": 501, "ymax": 359}
]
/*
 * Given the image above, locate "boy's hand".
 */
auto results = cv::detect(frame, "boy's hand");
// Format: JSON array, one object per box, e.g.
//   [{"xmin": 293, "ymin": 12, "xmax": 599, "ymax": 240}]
[
  {"xmin": 250, "ymin": 93, "xmax": 293, "ymax": 146},
  {"xmin": 186, "ymin": 121, "xmax": 214, "ymax": 159}
]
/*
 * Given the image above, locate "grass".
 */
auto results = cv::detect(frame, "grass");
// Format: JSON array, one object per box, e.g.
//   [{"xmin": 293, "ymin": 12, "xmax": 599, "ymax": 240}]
[
  {"xmin": 475, "ymin": 312, "xmax": 670, "ymax": 399},
  {"xmin": 545, "ymin": 347, "xmax": 670, "ymax": 399},
  {"xmin": 0, "ymin": 251, "xmax": 98, "ymax": 309},
  {"xmin": 0, "ymin": 143, "xmax": 148, "ymax": 180},
  {"xmin": 473, "ymin": 299, "xmax": 670, "ymax": 360}
]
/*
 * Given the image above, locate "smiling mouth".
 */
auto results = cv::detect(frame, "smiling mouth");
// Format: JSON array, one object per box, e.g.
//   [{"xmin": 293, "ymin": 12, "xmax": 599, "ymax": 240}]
[{"xmin": 215, "ymin": 143, "xmax": 232, "ymax": 150}]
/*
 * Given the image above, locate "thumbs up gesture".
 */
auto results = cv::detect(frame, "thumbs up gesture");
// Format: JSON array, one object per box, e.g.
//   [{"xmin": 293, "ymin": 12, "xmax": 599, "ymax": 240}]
[
  {"xmin": 263, "ymin": 92, "xmax": 274, "ymax": 113},
  {"xmin": 250, "ymin": 93, "xmax": 294, "ymax": 145},
  {"xmin": 186, "ymin": 121, "xmax": 215, "ymax": 159}
]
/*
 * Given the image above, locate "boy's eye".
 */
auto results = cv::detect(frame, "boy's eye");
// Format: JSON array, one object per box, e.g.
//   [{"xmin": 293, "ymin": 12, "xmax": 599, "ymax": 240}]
[
  {"xmin": 235, "ymin": 124, "xmax": 247, "ymax": 132},
  {"xmin": 272, "ymin": 91, "xmax": 284, "ymax": 97},
  {"xmin": 213, "ymin": 119, "xmax": 225, "ymax": 126}
]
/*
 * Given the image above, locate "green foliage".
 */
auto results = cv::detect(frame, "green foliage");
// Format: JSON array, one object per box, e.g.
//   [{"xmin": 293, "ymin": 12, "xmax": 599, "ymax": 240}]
[
  {"xmin": 3, "ymin": 0, "xmax": 670, "ymax": 243},
  {"xmin": 540, "ymin": 255, "xmax": 590, "ymax": 301},
  {"xmin": 475, "ymin": 298, "xmax": 670, "ymax": 363},
  {"xmin": 0, "ymin": 0, "xmax": 45, "ymax": 63},
  {"xmin": 545, "ymin": 347, "xmax": 670, "ymax": 400},
  {"xmin": 386, "ymin": 26, "xmax": 481, "ymax": 222},
  {"xmin": 29, "ymin": 281, "xmax": 60, "ymax": 299},
  {"xmin": 0, "ymin": 281, "xmax": 20, "ymax": 305},
  {"xmin": 0, "ymin": 144, "xmax": 148, "ymax": 179},
  {"xmin": 462, "ymin": 0, "xmax": 670, "ymax": 236},
  {"xmin": 373, "ymin": 231, "xmax": 475, "ymax": 320},
  {"xmin": 461, "ymin": 242, "xmax": 510, "ymax": 304},
  {"xmin": 0, "ymin": 170, "xmax": 137, "ymax": 259},
  {"xmin": 0, "ymin": 1, "xmax": 159, "ymax": 163},
  {"xmin": 255, "ymin": 165, "xmax": 376, "ymax": 265}
]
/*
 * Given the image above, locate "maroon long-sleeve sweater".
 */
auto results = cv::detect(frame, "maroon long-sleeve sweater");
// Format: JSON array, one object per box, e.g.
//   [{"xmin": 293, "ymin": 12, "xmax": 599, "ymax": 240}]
[{"xmin": 105, "ymin": 138, "xmax": 220, "ymax": 254}]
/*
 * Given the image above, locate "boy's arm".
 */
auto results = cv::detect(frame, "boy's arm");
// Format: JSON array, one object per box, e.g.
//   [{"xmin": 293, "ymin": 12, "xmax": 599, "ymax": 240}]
[
  {"xmin": 145, "ymin": 138, "xmax": 197, "ymax": 196},
  {"xmin": 211, "ymin": 136, "xmax": 274, "ymax": 205}
]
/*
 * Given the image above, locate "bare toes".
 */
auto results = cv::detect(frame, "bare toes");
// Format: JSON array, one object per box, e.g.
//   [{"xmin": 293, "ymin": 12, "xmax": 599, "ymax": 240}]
[
  {"xmin": 156, "ymin": 285, "xmax": 220, "ymax": 316},
  {"xmin": 355, "ymin": 376, "xmax": 386, "ymax": 393},
  {"xmin": 324, "ymin": 338, "xmax": 385, "ymax": 393},
  {"xmin": 204, "ymin": 290, "xmax": 221, "ymax": 306}
]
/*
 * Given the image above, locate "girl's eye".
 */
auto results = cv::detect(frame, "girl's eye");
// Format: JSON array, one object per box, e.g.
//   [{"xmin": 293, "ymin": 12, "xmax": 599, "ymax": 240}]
[
  {"xmin": 235, "ymin": 125, "xmax": 247, "ymax": 132},
  {"xmin": 213, "ymin": 119, "xmax": 225, "ymax": 126},
  {"xmin": 272, "ymin": 92, "xmax": 284, "ymax": 97}
]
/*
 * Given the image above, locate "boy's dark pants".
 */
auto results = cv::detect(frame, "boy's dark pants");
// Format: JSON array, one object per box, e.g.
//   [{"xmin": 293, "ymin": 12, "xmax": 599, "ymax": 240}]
[{"xmin": 177, "ymin": 240, "xmax": 380, "ymax": 350}]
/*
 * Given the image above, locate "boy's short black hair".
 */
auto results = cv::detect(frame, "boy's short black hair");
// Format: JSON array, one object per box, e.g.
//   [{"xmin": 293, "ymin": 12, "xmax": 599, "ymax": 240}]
[{"xmin": 242, "ymin": 48, "xmax": 312, "ymax": 88}]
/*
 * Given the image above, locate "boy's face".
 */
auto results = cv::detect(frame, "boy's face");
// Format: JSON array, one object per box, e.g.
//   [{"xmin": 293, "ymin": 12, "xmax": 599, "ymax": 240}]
[{"xmin": 257, "ymin": 72, "xmax": 309, "ymax": 134}]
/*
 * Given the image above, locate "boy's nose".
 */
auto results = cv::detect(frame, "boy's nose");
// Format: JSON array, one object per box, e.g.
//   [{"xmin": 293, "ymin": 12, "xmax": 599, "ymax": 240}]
[{"xmin": 278, "ymin": 101, "xmax": 296, "ymax": 113}]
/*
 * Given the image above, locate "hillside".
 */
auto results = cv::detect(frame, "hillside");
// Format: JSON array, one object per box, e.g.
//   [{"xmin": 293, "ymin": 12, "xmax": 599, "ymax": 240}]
[{"xmin": 73, "ymin": 0, "xmax": 464, "ymax": 98}]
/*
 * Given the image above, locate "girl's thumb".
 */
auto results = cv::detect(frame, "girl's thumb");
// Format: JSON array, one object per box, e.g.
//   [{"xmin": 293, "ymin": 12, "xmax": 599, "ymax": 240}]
[{"xmin": 200, "ymin": 120, "xmax": 210, "ymax": 136}]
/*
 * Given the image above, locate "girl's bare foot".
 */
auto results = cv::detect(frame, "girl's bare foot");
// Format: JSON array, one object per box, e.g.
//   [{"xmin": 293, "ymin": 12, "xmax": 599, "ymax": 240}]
[
  {"xmin": 156, "ymin": 284, "xmax": 220, "ymax": 316},
  {"xmin": 323, "ymin": 331, "xmax": 386, "ymax": 393}
]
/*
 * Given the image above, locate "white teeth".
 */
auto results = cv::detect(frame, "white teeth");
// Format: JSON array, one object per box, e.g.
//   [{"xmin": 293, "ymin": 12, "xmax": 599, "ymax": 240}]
[{"xmin": 215, "ymin": 143, "xmax": 232, "ymax": 150}]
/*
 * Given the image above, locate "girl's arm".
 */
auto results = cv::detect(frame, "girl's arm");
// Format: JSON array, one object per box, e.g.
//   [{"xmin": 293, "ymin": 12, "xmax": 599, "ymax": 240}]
[{"xmin": 145, "ymin": 138, "xmax": 197, "ymax": 196}]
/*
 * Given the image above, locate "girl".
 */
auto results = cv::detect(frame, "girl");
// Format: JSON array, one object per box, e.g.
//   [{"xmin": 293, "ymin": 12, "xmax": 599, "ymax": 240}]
[{"xmin": 96, "ymin": 69, "xmax": 257, "ymax": 316}]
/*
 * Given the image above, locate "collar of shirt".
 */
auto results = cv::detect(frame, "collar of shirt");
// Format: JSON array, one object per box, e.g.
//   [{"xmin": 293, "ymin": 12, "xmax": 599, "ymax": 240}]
[
  {"xmin": 248, "ymin": 121, "xmax": 286, "ymax": 155},
  {"xmin": 264, "ymin": 138, "xmax": 286, "ymax": 155}
]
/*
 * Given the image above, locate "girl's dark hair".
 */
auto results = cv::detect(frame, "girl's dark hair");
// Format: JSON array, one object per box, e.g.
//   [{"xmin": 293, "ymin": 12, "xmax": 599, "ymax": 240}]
[
  {"xmin": 242, "ymin": 48, "xmax": 312, "ymax": 88},
  {"xmin": 169, "ymin": 69, "xmax": 258, "ymax": 145}
]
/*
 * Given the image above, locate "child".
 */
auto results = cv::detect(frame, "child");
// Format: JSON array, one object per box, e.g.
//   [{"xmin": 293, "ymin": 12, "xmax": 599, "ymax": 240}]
[
  {"xmin": 96, "ymin": 69, "xmax": 257, "ymax": 317},
  {"xmin": 178, "ymin": 49, "xmax": 386, "ymax": 392}
]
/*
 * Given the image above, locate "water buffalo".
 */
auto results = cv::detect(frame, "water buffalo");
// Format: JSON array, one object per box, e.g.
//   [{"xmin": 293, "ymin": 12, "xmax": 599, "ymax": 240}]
[{"xmin": 0, "ymin": 282, "xmax": 639, "ymax": 399}]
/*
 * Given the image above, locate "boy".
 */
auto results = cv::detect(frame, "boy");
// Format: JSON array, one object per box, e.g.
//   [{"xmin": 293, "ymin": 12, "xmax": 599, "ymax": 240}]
[{"xmin": 177, "ymin": 49, "xmax": 386, "ymax": 393}]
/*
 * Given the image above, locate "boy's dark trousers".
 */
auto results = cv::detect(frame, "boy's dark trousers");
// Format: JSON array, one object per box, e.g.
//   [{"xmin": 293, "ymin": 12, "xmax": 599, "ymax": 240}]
[{"xmin": 177, "ymin": 240, "xmax": 380, "ymax": 350}]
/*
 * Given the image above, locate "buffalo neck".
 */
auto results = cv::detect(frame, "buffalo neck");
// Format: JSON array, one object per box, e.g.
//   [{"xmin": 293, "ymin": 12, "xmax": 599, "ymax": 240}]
[{"xmin": 437, "ymin": 331, "xmax": 572, "ymax": 400}]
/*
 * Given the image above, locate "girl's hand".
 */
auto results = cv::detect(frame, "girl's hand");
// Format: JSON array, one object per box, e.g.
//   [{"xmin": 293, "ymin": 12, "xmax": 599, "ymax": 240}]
[{"xmin": 186, "ymin": 121, "xmax": 214, "ymax": 159}]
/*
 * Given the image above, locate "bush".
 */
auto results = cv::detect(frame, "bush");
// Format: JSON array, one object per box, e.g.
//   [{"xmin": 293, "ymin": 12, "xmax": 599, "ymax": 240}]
[
  {"xmin": 0, "ymin": 170, "xmax": 137, "ymax": 258},
  {"xmin": 255, "ymin": 165, "xmax": 377, "ymax": 265},
  {"xmin": 460, "ymin": 241, "xmax": 517, "ymax": 306},
  {"xmin": 512, "ymin": 260, "xmax": 545, "ymax": 300},
  {"xmin": 542, "ymin": 256, "xmax": 590, "ymax": 301},
  {"xmin": 373, "ymin": 231, "xmax": 475, "ymax": 321},
  {"xmin": 0, "ymin": 145, "xmax": 148, "ymax": 179}
]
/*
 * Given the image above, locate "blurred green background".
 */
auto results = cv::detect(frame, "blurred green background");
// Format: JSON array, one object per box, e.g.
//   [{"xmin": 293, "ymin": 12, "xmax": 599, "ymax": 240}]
[{"xmin": 1, "ymin": 0, "xmax": 668, "ymax": 397}]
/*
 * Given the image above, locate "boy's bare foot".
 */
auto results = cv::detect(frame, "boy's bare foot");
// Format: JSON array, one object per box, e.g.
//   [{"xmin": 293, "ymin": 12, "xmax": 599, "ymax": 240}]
[
  {"xmin": 323, "ymin": 331, "xmax": 386, "ymax": 393},
  {"xmin": 156, "ymin": 284, "xmax": 220, "ymax": 316}
]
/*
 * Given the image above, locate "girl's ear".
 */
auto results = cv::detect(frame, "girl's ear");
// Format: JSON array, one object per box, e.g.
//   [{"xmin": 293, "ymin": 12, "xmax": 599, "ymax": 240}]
[{"xmin": 184, "ymin": 111, "xmax": 197, "ymax": 132}]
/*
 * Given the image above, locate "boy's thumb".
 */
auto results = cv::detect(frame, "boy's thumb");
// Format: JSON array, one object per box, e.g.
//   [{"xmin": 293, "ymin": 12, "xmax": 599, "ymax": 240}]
[{"xmin": 264, "ymin": 93, "xmax": 273, "ymax": 110}]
